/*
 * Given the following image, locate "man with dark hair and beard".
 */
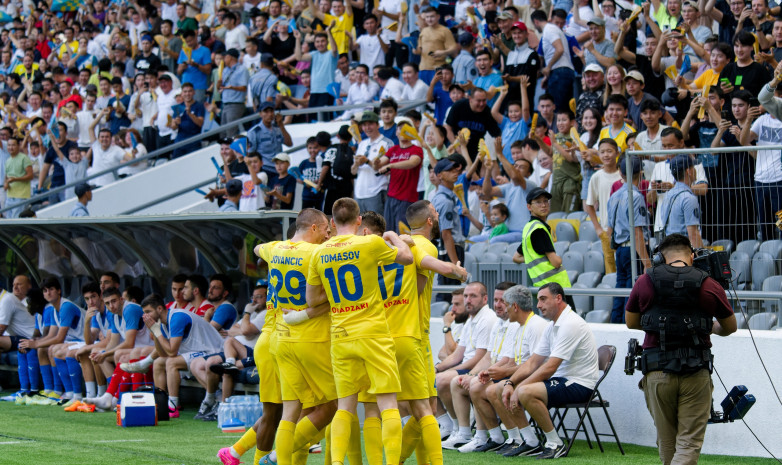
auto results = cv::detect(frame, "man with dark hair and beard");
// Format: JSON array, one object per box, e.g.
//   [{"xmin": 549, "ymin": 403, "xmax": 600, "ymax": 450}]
[{"xmin": 438, "ymin": 289, "xmax": 468, "ymax": 361}]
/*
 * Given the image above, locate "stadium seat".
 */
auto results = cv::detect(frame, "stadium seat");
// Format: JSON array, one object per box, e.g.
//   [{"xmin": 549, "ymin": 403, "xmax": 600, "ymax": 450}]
[
  {"xmin": 761, "ymin": 276, "xmax": 782, "ymax": 313},
  {"xmin": 431, "ymin": 301, "xmax": 450, "ymax": 317},
  {"xmin": 571, "ymin": 283, "xmax": 591, "ymax": 315},
  {"xmin": 491, "ymin": 242, "xmax": 509, "ymax": 255},
  {"xmin": 554, "ymin": 241, "xmax": 570, "ymax": 256},
  {"xmin": 500, "ymin": 253, "xmax": 516, "ymax": 263},
  {"xmin": 584, "ymin": 251, "xmax": 606, "ymax": 274},
  {"xmin": 562, "ymin": 251, "xmax": 584, "ymax": 274},
  {"xmin": 758, "ymin": 239, "xmax": 782, "ymax": 262},
  {"xmin": 593, "ymin": 284, "xmax": 614, "ymax": 310},
  {"xmin": 567, "ymin": 269, "xmax": 580, "ymax": 285},
  {"xmin": 568, "ymin": 241, "xmax": 592, "ymax": 256},
  {"xmin": 479, "ymin": 252, "xmax": 500, "ymax": 263},
  {"xmin": 507, "ymin": 241, "xmax": 522, "ymax": 254},
  {"xmin": 501, "ymin": 262, "xmax": 529, "ymax": 286},
  {"xmin": 748, "ymin": 313, "xmax": 778, "ymax": 330},
  {"xmin": 735, "ymin": 312, "xmax": 747, "ymax": 329},
  {"xmin": 469, "ymin": 241, "xmax": 490, "ymax": 255},
  {"xmin": 578, "ymin": 222, "xmax": 599, "ymax": 243},
  {"xmin": 736, "ymin": 240, "xmax": 760, "ymax": 258},
  {"xmin": 729, "ymin": 252, "xmax": 751, "ymax": 288},
  {"xmin": 556, "ymin": 222, "xmax": 578, "ymax": 243},
  {"xmin": 591, "ymin": 240, "xmax": 603, "ymax": 252},
  {"xmin": 751, "ymin": 252, "xmax": 776, "ymax": 291},
  {"xmin": 549, "ymin": 212, "xmax": 568, "ymax": 220},
  {"xmin": 576, "ymin": 271, "xmax": 602, "ymax": 288},
  {"xmin": 479, "ymin": 262, "xmax": 501, "ymax": 297},
  {"xmin": 567, "ymin": 211, "xmax": 588, "ymax": 222},
  {"xmin": 601, "ymin": 273, "xmax": 617, "ymax": 287},
  {"xmin": 585, "ymin": 310, "xmax": 610, "ymax": 323},
  {"xmin": 711, "ymin": 239, "xmax": 734, "ymax": 256},
  {"xmin": 463, "ymin": 252, "xmax": 479, "ymax": 282}
]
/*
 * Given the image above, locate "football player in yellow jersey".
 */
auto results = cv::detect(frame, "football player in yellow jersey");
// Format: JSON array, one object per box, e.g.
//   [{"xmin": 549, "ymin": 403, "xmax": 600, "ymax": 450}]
[
  {"xmin": 255, "ymin": 209, "xmax": 337, "ymax": 465},
  {"xmin": 358, "ymin": 211, "xmax": 467, "ymax": 465},
  {"xmin": 306, "ymin": 198, "xmax": 413, "ymax": 465}
]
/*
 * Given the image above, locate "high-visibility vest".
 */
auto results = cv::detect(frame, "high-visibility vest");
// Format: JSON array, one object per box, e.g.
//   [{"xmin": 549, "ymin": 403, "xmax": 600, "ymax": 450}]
[{"xmin": 521, "ymin": 219, "xmax": 571, "ymax": 287}]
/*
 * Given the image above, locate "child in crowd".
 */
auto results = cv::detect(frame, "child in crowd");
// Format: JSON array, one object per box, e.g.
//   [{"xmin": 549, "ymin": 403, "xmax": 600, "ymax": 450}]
[
  {"xmin": 298, "ymin": 137, "xmax": 324, "ymax": 209},
  {"xmin": 599, "ymin": 94, "xmax": 634, "ymax": 152},
  {"xmin": 550, "ymin": 109, "xmax": 582, "ymax": 213},
  {"xmin": 586, "ymin": 138, "xmax": 622, "ymax": 273},
  {"xmin": 378, "ymin": 98, "xmax": 399, "ymax": 144},
  {"xmin": 267, "ymin": 153, "xmax": 296, "ymax": 210}
]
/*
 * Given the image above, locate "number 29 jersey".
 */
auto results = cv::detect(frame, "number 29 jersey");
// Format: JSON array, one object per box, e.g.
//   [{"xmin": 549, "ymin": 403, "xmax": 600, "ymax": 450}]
[{"xmin": 309, "ymin": 234, "xmax": 398, "ymax": 342}]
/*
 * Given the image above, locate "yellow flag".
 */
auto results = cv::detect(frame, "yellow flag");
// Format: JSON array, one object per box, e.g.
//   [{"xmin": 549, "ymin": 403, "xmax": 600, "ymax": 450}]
[
  {"xmin": 570, "ymin": 127, "xmax": 587, "ymax": 151},
  {"xmin": 697, "ymin": 84, "xmax": 710, "ymax": 119},
  {"xmin": 453, "ymin": 183, "xmax": 467, "ymax": 207}
]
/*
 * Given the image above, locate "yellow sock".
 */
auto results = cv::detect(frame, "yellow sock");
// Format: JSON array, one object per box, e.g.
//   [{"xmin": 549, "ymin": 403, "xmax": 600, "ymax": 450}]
[
  {"xmin": 414, "ymin": 439, "xmax": 428, "ymax": 465},
  {"xmin": 311, "ymin": 427, "xmax": 326, "ymax": 445},
  {"xmin": 235, "ymin": 427, "xmax": 259, "ymax": 456},
  {"xmin": 347, "ymin": 413, "xmax": 363, "ymax": 465},
  {"xmin": 400, "ymin": 417, "xmax": 421, "ymax": 462},
  {"xmin": 255, "ymin": 450, "xmax": 271, "ymax": 465},
  {"xmin": 418, "ymin": 415, "xmax": 442, "ymax": 465},
  {"xmin": 275, "ymin": 420, "xmax": 296, "ymax": 465},
  {"xmin": 324, "ymin": 424, "xmax": 332, "ymax": 465},
  {"xmin": 363, "ymin": 417, "xmax": 383, "ymax": 465},
  {"xmin": 331, "ymin": 409, "xmax": 353, "ymax": 465},
  {"xmin": 380, "ymin": 409, "xmax": 402, "ymax": 465},
  {"xmin": 292, "ymin": 446, "xmax": 309, "ymax": 465},
  {"xmin": 293, "ymin": 416, "xmax": 321, "ymax": 452}
]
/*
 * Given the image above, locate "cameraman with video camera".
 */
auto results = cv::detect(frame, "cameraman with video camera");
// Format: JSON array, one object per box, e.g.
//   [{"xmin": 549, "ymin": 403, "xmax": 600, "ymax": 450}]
[{"xmin": 625, "ymin": 233, "xmax": 736, "ymax": 465}]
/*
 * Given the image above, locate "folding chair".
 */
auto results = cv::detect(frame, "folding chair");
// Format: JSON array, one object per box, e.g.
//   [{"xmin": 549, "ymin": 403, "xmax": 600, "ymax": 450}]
[{"xmin": 550, "ymin": 345, "xmax": 624, "ymax": 457}]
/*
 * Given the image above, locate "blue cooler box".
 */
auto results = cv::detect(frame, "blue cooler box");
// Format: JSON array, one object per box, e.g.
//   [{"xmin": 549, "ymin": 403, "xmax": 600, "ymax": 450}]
[{"xmin": 119, "ymin": 392, "xmax": 157, "ymax": 427}]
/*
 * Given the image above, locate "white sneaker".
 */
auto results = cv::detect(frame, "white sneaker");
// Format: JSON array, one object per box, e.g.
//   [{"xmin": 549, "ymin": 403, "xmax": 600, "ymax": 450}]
[
  {"xmin": 120, "ymin": 360, "xmax": 151, "ymax": 373},
  {"xmin": 457, "ymin": 436, "xmax": 488, "ymax": 453},
  {"xmin": 441, "ymin": 434, "xmax": 470, "ymax": 450},
  {"xmin": 440, "ymin": 427, "xmax": 452, "ymax": 440}
]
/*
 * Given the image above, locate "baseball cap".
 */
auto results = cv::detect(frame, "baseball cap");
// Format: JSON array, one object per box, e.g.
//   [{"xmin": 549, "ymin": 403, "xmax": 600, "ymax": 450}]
[
  {"xmin": 583, "ymin": 63, "xmax": 604, "ymax": 74},
  {"xmin": 225, "ymin": 48, "xmax": 240, "ymax": 59},
  {"xmin": 259, "ymin": 101, "xmax": 275, "ymax": 111},
  {"xmin": 511, "ymin": 21, "xmax": 527, "ymax": 31},
  {"xmin": 141, "ymin": 34, "xmax": 153, "ymax": 42},
  {"xmin": 74, "ymin": 183, "xmax": 92, "ymax": 198},
  {"xmin": 434, "ymin": 159, "xmax": 457, "ymax": 175},
  {"xmin": 624, "ymin": 70, "xmax": 645, "ymax": 84},
  {"xmin": 670, "ymin": 154, "xmax": 695, "ymax": 175},
  {"xmin": 272, "ymin": 153, "xmax": 290, "ymax": 163},
  {"xmin": 458, "ymin": 32, "xmax": 474, "ymax": 46},
  {"xmin": 526, "ymin": 187, "xmax": 553, "ymax": 204},
  {"xmin": 260, "ymin": 52, "xmax": 274, "ymax": 65},
  {"xmin": 225, "ymin": 179, "xmax": 243, "ymax": 196},
  {"xmin": 587, "ymin": 17, "xmax": 606, "ymax": 26},
  {"xmin": 684, "ymin": 0, "xmax": 699, "ymax": 10},
  {"xmin": 618, "ymin": 155, "xmax": 642, "ymax": 176},
  {"xmin": 358, "ymin": 110, "xmax": 379, "ymax": 123}
]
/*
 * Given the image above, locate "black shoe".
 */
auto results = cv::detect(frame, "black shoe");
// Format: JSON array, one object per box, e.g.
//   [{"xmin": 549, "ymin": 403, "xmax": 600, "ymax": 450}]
[
  {"xmin": 202, "ymin": 411, "xmax": 219, "ymax": 422},
  {"xmin": 503, "ymin": 442, "xmax": 543, "ymax": 457},
  {"xmin": 210, "ymin": 362, "xmax": 239, "ymax": 377},
  {"xmin": 536, "ymin": 443, "xmax": 567, "ymax": 459},
  {"xmin": 193, "ymin": 400, "xmax": 215, "ymax": 420},
  {"xmin": 494, "ymin": 440, "xmax": 519, "ymax": 455},
  {"xmin": 472, "ymin": 440, "xmax": 505, "ymax": 452}
]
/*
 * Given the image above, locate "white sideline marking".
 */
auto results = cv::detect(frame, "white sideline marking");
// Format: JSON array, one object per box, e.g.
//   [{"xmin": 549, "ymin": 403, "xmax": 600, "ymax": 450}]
[
  {"xmin": 0, "ymin": 441, "xmax": 22, "ymax": 445},
  {"xmin": 96, "ymin": 439, "xmax": 148, "ymax": 443}
]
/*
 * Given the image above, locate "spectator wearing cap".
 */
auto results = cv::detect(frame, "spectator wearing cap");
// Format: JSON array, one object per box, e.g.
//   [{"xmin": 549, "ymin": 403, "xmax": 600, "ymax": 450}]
[
  {"xmin": 625, "ymin": 70, "xmax": 672, "ymax": 131},
  {"xmin": 294, "ymin": 27, "xmax": 338, "ymax": 122},
  {"xmin": 266, "ymin": 153, "xmax": 296, "ymax": 209},
  {"xmin": 171, "ymin": 83, "xmax": 206, "ymax": 158},
  {"xmin": 112, "ymin": 43, "xmax": 136, "ymax": 80},
  {"xmin": 353, "ymin": 111, "xmax": 392, "ymax": 213},
  {"xmin": 249, "ymin": 53, "xmax": 278, "ymax": 111},
  {"xmin": 70, "ymin": 183, "xmax": 92, "ymax": 217},
  {"xmin": 352, "ymin": 14, "xmax": 387, "ymax": 71},
  {"xmin": 431, "ymin": 158, "xmax": 466, "ymax": 291},
  {"xmin": 531, "ymin": 10, "xmax": 575, "ymax": 113},
  {"xmin": 606, "ymin": 156, "xmax": 652, "ymax": 323},
  {"xmin": 135, "ymin": 34, "xmax": 162, "ymax": 74},
  {"xmin": 575, "ymin": 17, "xmax": 616, "ymax": 70},
  {"xmin": 220, "ymin": 179, "xmax": 243, "ymax": 212},
  {"xmin": 219, "ymin": 48, "xmax": 249, "ymax": 137},
  {"xmin": 490, "ymin": 11, "xmax": 517, "ymax": 65},
  {"xmin": 415, "ymin": 7, "xmax": 458, "ymax": 84},
  {"xmin": 574, "ymin": 64, "xmax": 605, "ymax": 131},
  {"xmin": 338, "ymin": 64, "xmax": 379, "ymax": 120},
  {"xmin": 246, "ymin": 102, "xmax": 292, "ymax": 183},
  {"xmin": 155, "ymin": 73, "xmax": 179, "ymax": 149},
  {"xmin": 177, "ymin": 30, "xmax": 213, "ymax": 103},
  {"xmin": 452, "ymin": 33, "xmax": 477, "ymax": 85},
  {"xmin": 504, "ymin": 21, "xmax": 540, "ymax": 112},
  {"xmin": 658, "ymin": 152, "xmax": 704, "ymax": 248}
]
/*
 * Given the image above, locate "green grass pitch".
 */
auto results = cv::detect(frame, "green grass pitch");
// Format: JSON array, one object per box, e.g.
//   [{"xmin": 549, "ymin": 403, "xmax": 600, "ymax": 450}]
[{"xmin": 0, "ymin": 400, "xmax": 777, "ymax": 464}]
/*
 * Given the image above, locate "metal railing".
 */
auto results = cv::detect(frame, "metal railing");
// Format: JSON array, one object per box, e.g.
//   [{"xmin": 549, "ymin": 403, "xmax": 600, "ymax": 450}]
[{"xmin": 0, "ymin": 98, "xmax": 427, "ymax": 216}]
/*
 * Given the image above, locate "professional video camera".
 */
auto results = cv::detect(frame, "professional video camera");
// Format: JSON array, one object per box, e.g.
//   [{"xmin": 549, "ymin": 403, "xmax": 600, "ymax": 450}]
[
  {"xmin": 692, "ymin": 248, "xmax": 732, "ymax": 289},
  {"xmin": 624, "ymin": 338, "xmax": 642, "ymax": 375}
]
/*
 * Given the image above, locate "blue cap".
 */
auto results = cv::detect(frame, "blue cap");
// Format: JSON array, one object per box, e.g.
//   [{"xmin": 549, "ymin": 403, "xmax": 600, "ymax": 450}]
[
  {"xmin": 619, "ymin": 155, "xmax": 642, "ymax": 176},
  {"xmin": 669, "ymin": 154, "xmax": 695, "ymax": 175},
  {"xmin": 259, "ymin": 102, "xmax": 274, "ymax": 111},
  {"xmin": 225, "ymin": 179, "xmax": 243, "ymax": 196},
  {"xmin": 434, "ymin": 159, "xmax": 456, "ymax": 175}
]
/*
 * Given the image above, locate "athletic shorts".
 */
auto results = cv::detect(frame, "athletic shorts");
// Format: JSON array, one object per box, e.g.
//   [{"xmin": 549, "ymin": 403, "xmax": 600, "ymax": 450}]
[
  {"xmin": 255, "ymin": 330, "xmax": 282, "ymax": 404},
  {"xmin": 240, "ymin": 345, "xmax": 255, "ymax": 368},
  {"xmin": 422, "ymin": 334, "xmax": 437, "ymax": 397},
  {"xmin": 359, "ymin": 336, "xmax": 428, "ymax": 403},
  {"xmin": 544, "ymin": 377, "xmax": 594, "ymax": 407},
  {"xmin": 276, "ymin": 339, "xmax": 337, "ymax": 407},
  {"xmin": 7, "ymin": 335, "xmax": 21, "ymax": 351},
  {"xmin": 331, "ymin": 336, "xmax": 401, "ymax": 398},
  {"xmin": 181, "ymin": 351, "xmax": 209, "ymax": 370},
  {"xmin": 67, "ymin": 341, "xmax": 86, "ymax": 351}
]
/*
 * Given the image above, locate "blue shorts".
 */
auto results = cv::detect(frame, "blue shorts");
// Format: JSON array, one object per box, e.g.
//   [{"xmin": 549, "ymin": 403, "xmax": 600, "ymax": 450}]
[
  {"xmin": 456, "ymin": 369, "xmax": 470, "ymax": 375},
  {"xmin": 7, "ymin": 335, "xmax": 21, "ymax": 351},
  {"xmin": 544, "ymin": 377, "xmax": 594, "ymax": 407}
]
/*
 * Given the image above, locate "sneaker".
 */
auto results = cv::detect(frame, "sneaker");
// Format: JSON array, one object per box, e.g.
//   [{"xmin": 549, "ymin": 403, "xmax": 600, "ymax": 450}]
[
  {"xmin": 259, "ymin": 452, "xmax": 277, "ymax": 465},
  {"xmin": 120, "ymin": 360, "xmax": 151, "ymax": 373},
  {"xmin": 536, "ymin": 442, "xmax": 566, "ymax": 460},
  {"xmin": 308, "ymin": 443, "xmax": 322, "ymax": 454},
  {"xmin": 202, "ymin": 411, "xmax": 219, "ymax": 422},
  {"xmin": 194, "ymin": 400, "xmax": 216, "ymax": 420},
  {"xmin": 168, "ymin": 406, "xmax": 180, "ymax": 419},
  {"xmin": 495, "ymin": 439, "xmax": 521, "ymax": 455},
  {"xmin": 28, "ymin": 394, "xmax": 57, "ymax": 406},
  {"xmin": 13, "ymin": 393, "xmax": 28, "ymax": 405},
  {"xmin": 64, "ymin": 400, "xmax": 84, "ymax": 412},
  {"xmin": 471, "ymin": 440, "xmax": 505, "ymax": 452},
  {"xmin": 210, "ymin": 361, "xmax": 240, "ymax": 376},
  {"xmin": 439, "ymin": 428, "xmax": 452, "ymax": 440},
  {"xmin": 217, "ymin": 447, "xmax": 242, "ymax": 465},
  {"xmin": 441, "ymin": 434, "xmax": 470, "ymax": 450},
  {"xmin": 457, "ymin": 437, "xmax": 489, "ymax": 453},
  {"xmin": 503, "ymin": 442, "xmax": 543, "ymax": 457},
  {"xmin": 77, "ymin": 403, "xmax": 96, "ymax": 413},
  {"xmin": 43, "ymin": 391, "xmax": 62, "ymax": 401}
]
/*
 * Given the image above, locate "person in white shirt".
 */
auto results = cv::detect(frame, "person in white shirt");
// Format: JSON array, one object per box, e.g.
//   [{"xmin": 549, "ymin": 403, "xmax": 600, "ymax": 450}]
[
  {"xmin": 0, "ymin": 276, "xmax": 35, "ymax": 352},
  {"xmin": 87, "ymin": 128, "xmax": 127, "ymax": 187},
  {"xmin": 227, "ymin": 151, "xmax": 269, "ymax": 211},
  {"xmin": 400, "ymin": 62, "xmax": 429, "ymax": 104},
  {"xmin": 500, "ymin": 283, "xmax": 599, "ymax": 459},
  {"xmin": 435, "ymin": 282, "xmax": 498, "ymax": 442},
  {"xmin": 223, "ymin": 12, "xmax": 249, "ymax": 51},
  {"xmin": 337, "ymin": 64, "xmax": 379, "ymax": 120},
  {"xmin": 76, "ymin": 94, "xmax": 100, "ymax": 150},
  {"xmin": 377, "ymin": 67, "xmax": 404, "ymax": 101},
  {"xmin": 352, "ymin": 110, "xmax": 392, "ymax": 213},
  {"xmin": 353, "ymin": 14, "xmax": 387, "ymax": 70},
  {"xmin": 154, "ymin": 74, "xmax": 178, "ymax": 149},
  {"xmin": 334, "ymin": 54, "xmax": 351, "ymax": 99}
]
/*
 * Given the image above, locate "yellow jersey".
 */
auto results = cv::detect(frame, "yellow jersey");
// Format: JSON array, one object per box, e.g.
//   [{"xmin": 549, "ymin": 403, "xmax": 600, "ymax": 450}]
[
  {"xmin": 378, "ymin": 242, "xmax": 426, "ymax": 339},
  {"xmin": 264, "ymin": 240, "xmax": 330, "ymax": 343},
  {"xmin": 254, "ymin": 242, "xmax": 280, "ymax": 334},
  {"xmin": 412, "ymin": 235, "xmax": 439, "ymax": 336},
  {"xmin": 324, "ymin": 13, "xmax": 353, "ymax": 54},
  {"xmin": 309, "ymin": 234, "xmax": 398, "ymax": 341},
  {"xmin": 599, "ymin": 123, "xmax": 635, "ymax": 153}
]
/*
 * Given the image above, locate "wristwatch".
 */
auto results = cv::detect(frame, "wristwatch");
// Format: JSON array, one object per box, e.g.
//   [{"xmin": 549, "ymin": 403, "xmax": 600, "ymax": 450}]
[{"xmin": 442, "ymin": 326, "xmax": 452, "ymax": 334}]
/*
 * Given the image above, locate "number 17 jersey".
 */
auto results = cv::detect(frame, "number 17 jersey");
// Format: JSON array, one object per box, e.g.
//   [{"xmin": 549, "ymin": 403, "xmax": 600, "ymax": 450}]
[{"xmin": 309, "ymin": 234, "xmax": 398, "ymax": 342}]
